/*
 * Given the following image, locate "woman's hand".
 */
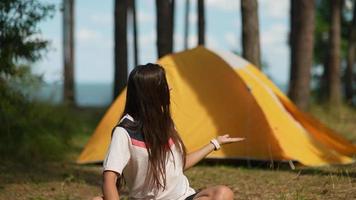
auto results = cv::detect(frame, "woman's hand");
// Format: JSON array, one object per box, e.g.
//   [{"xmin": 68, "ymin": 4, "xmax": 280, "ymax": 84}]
[
  {"xmin": 216, "ymin": 134, "xmax": 245, "ymax": 145},
  {"xmin": 184, "ymin": 134, "xmax": 245, "ymax": 170}
]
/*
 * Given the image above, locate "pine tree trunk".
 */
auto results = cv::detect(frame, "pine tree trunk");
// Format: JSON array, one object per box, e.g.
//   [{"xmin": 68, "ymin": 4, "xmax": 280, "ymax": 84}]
[
  {"xmin": 241, "ymin": 0, "xmax": 261, "ymax": 68},
  {"xmin": 326, "ymin": 0, "xmax": 342, "ymax": 105},
  {"xmin": 345, "ymin": 1, "xmax": 356, "ymax": 103},
  {"xmin": 129, "ymin": 0, "xmax": 139, "ymax": 67},
  {"xmin": 156, "ymin": 0, "xmax": 174, "ymax": 58},
  {"xmin": 197, "ymin": 0, "xmax": 205, "ymax": 45},
  {"xmin": 113, "ymin": 0, "xmax": 128, "ymax": 99},
  {"xmin": 288, "ymin": 0, "xmax": 315, "ymax": 110},
  {"xmin": 170, "ymin": 0, "xmax": 175, "ymax": 46},
  {"xmin": 63, "ymin": 0, "xmax": 75, "ymax": 105},
  {"xmin": 289, "ymin": 0, "xmax": 297, "ymax": 97},
  {"xmin": 184, "ymin": 0, "xmax": 189, "ymax": 49}
]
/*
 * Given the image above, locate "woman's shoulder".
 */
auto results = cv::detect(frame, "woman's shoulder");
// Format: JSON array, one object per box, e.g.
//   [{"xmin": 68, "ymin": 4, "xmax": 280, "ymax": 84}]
[{"xmin": 112, "ymin": 126, "xmax": 130, "ymax": 141}]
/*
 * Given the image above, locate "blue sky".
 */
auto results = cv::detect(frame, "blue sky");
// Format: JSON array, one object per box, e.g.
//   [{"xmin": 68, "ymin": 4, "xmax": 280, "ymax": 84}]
[{"xmin": 35, "ymin": 0, "xmax": 290, "ymax": 86}]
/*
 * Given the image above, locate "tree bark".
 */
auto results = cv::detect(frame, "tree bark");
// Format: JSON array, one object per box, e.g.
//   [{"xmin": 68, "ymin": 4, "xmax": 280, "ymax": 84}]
[
  {"xmin": 345, "ymin": 1, "xmax": 356, "ymax": 103},
  {"xmin": 156, "ymin": 0, "xmax": 174, "ymax": 58},
  {"xmin": 114, "ymin": 0, "xmax": 128, "ymax": 99},
  {"xmin": 241, "ymin": 0, "xmax": 261, "ymax": 68},
  {"xmin": 129, "ymin": 0, "xmax": 139, "ymax": 67},
  {"xmin": 326, "ymin": 0, "xmax": 342, "ymax": 105},
  {"xmin": 184, "ymin": 0, "xmax": 190, "ymax": 49},
  {"xmin": 63, "ymin": 0, "xmax": 75, "ymax": 105},
  {"xmin": 170, "ymin": 0, "xmax": 175, "ymax": 47},
  {"xmin": 197, "ymin": 0, "xmax": 205, "ymax": 45},
  {"xmin": 288, "ymin": 0, "xmax": 315, "ymax": 110}
]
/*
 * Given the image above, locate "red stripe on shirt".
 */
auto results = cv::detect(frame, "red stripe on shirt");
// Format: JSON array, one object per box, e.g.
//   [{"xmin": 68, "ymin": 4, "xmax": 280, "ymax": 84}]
[
  {"xmin": 168, "ymin": 138, "xmax": 174, "ymax": 147},
  {"xmin": 131, "ymin": 138, "xmax": 147, "ymax": 148},
  {"xmin": 131, "ymin": 138, "xmax": 175, "ymax": 149}
]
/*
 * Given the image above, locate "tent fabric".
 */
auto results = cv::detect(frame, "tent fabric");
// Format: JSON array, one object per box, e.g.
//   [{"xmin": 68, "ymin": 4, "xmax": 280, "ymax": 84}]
[
  {"xmin": 77, "ymin": 46, "xmax": 356, "ymax": 166},
  {"xmin": 242, "ymin": 65, "xmax": 356, "ymax": 156}
]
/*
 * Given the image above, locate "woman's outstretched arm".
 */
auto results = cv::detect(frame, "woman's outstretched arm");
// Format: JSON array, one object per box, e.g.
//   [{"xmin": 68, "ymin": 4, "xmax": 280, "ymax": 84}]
[
  {"xmin": 184, "ymin": 134, "xmax": 244, "ymax": 170},
  {"xmin": 102, "ymin": 171, "xmax": 120, "ymax": 200}
]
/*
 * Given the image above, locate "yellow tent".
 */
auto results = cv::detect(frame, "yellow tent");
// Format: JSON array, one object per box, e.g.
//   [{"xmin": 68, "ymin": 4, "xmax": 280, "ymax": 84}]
[{"xmin": 77, "ymin": 47, "xmax": 356, "ymax": 166}]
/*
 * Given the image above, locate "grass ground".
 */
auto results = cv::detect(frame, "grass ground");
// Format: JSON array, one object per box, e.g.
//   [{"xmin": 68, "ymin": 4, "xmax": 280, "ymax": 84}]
[{"xmin": 0, "ymin": 105, "xmax": 355, "ymax": 200}]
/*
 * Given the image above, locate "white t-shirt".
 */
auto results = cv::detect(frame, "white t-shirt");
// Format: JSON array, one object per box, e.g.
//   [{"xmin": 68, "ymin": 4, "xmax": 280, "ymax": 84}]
[{"xmin": 103, "ymin": 114, "xmax": 195, "ymax": 200}]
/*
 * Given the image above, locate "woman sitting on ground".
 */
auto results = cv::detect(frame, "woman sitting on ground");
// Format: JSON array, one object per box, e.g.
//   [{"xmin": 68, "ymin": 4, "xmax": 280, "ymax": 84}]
[{"xmin": 93, "ymin": 63, "xmax": 244, "ymax": 200}]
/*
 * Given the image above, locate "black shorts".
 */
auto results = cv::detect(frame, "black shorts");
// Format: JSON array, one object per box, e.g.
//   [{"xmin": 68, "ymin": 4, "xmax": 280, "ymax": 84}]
[{"xmin": 184, "ymin": 193, "xmax": 197, "ymax": 200}]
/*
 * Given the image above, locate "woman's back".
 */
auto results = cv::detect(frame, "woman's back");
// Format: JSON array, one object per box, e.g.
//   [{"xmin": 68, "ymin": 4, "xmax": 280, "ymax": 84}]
[{"xmin": 103, "ymin": 114, "xmax": 195, "ymax": 200}]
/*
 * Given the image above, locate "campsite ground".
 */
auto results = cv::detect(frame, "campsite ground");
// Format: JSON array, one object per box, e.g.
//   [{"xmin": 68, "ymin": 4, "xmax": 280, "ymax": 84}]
[{"xmin": 1, "ymin": 105, "xmax": 355, "ymax": 200}]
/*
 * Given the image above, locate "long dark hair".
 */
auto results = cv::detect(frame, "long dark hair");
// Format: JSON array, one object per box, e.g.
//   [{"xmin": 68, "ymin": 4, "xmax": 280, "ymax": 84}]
[{"xmin": 120, "ymin": 63, "xmax": 187, "ymax": 190}]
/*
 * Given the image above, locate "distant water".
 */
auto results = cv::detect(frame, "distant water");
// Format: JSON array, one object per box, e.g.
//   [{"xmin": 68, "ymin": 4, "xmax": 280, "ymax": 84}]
[
  {"xmin": 33, "ymin": 82, "xmax": 288, "ymax": 107},
  {"xmin": 33, "ymin": 82, "xmax": 113, "ymax": 107}
]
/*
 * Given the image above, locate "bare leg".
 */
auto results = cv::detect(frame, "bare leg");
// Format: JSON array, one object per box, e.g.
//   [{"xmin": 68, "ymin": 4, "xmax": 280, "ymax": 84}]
[{"xmin": 193, "ymin": 185, "xmax": 234, "ymax": 200}]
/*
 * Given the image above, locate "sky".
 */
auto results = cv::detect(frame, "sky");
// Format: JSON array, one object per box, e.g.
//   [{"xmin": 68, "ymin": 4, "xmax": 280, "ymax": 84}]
[{"xmin": 35, "ymin": 0, "xmax": 290, "ymax": 86}]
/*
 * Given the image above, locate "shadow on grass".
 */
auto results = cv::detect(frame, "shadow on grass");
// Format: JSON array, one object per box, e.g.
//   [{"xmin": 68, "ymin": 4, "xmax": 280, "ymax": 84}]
[
  {"xmin": 198, "ymin": 158, "xmax": 356, "ymax": 178},
  {"xmin": 295, "ymin": 165, "xmax": 356, "ymax": 178}
]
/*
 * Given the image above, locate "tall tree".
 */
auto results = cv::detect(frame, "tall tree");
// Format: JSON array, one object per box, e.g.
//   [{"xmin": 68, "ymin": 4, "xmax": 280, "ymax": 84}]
[
  {"xmin": 184, "ymin": 0, "xmax": 190, "ymax": 49},
  {"xmin": 128, "ymin": 0, "xmax": 139, "ymax": 67},
  {"xmin": 197, "ymin": 0, "xmax": 205, "ymax": 45},
  {"xmin": 345, "ymin": 1, "xmax": 356, "ymax": 103},
  {"xmin": 114, "ymin": 0, "xmax": 128, "ymax": 99},
  {"xmin": 0, "ymin": 0, "xmax": 54, "ymax": 81},
  {"xmin": 326, "ymin": 0, "xmax": 342, "ymax": 105},
  {"xmin": 156, "ymin": 0, "xmax": 174, "ymax": 58},
  {"xmin": 63, "ymin": 0, "xmax": 75, "ymax": 105},
  {"xmin": 288, "ymin": 0, "xmax": 316, "ymax": 110},
  {"xmin": 241, "ymin": 0, "xmax": 261, "ymax": 68},
  {"xmin": 315, "ymin": 1, "xmax": 355, "ymax": 102}
]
